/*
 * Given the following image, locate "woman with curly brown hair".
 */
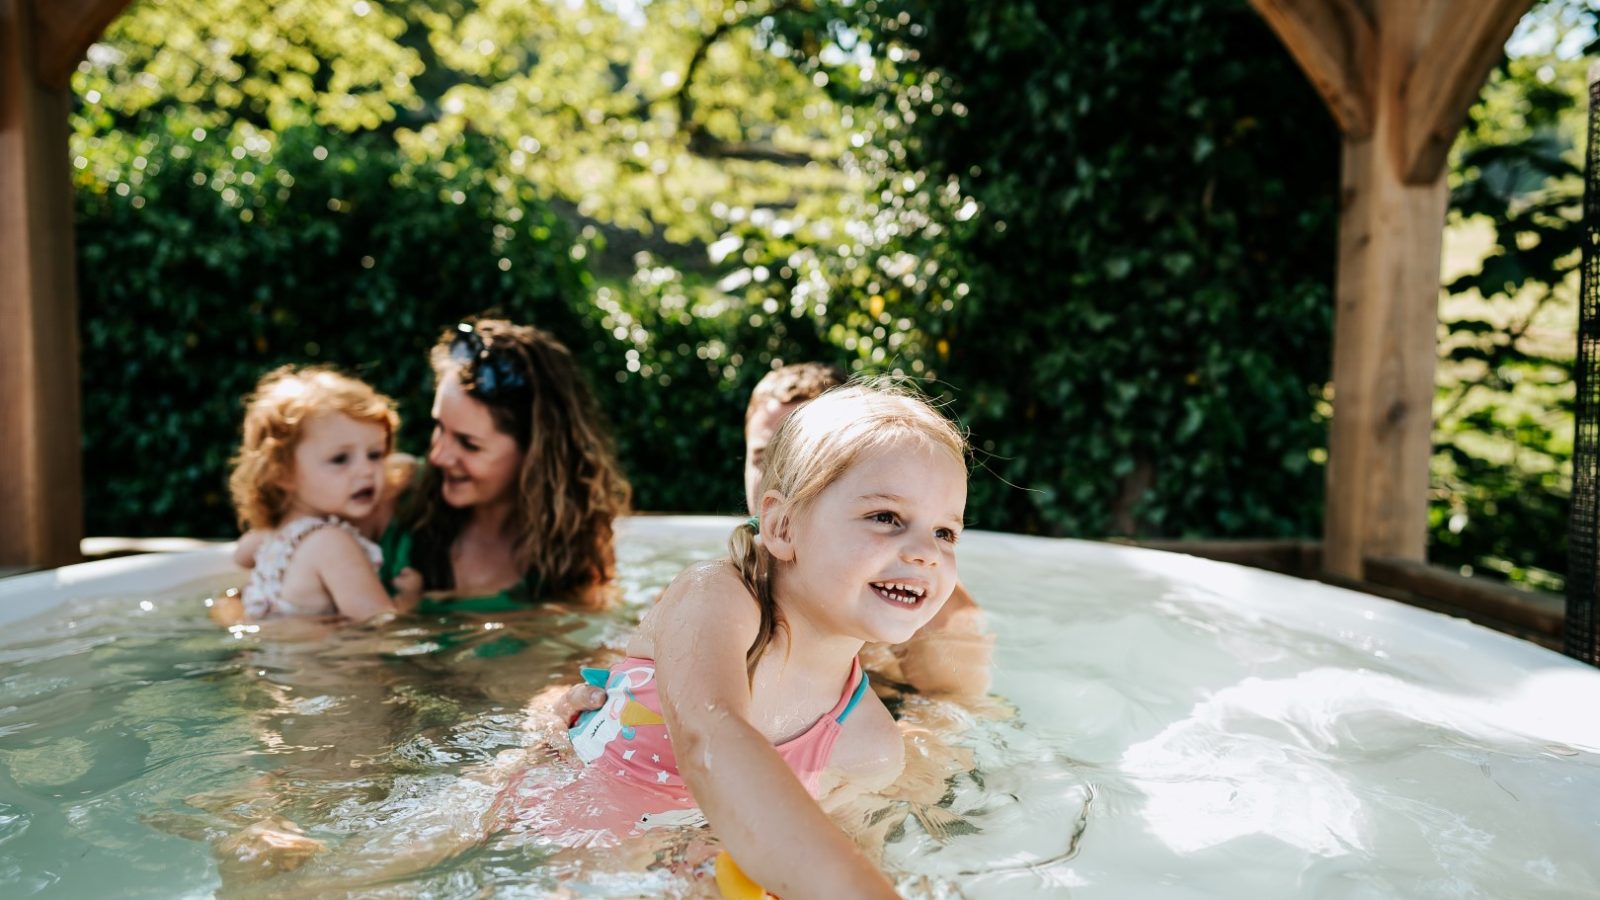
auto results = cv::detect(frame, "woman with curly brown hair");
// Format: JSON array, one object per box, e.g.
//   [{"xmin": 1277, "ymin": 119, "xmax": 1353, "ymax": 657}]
[{"xmin": 377, "ymin": 318, "xmax": 633, "ymax": 612}]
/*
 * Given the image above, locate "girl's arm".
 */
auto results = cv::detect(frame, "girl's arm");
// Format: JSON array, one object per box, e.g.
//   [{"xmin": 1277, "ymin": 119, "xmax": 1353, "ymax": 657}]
[
  {"xmin": 650, "ymin": 563, "xmax": 899, "ymax": 900},
  {"xmin": 297, "ymin": 528, "xmax": 400, "ymax": 622},
  {"xmin": 208, "ymin": 591, "xmax": 247, "ymax": 626},
  {"xmin": 232, "ymin": 530, "xmax": 266, "ymax": 569},
  {"xmin": 391, "ymin": 567, "xmax": 425, "ymax": 613}
]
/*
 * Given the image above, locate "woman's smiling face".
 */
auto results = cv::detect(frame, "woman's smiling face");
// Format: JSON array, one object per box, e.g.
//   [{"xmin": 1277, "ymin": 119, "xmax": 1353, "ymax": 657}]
[{"xmin": 426, "ymin": 372, "xmax": 525, "ymax": 510}]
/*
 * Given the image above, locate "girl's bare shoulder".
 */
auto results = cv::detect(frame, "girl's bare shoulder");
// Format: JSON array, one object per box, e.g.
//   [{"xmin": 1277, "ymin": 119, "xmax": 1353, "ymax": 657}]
[
  {"xmin": 290, "ymin": 520, "xmax": 370, "ymax": 566},
  {"xmin": 659, "ymin": 558, "xmax": 756, "ymax": 609},
  {"xmin": 631, "ymin": 559, "xmax": 758, "ymax": 655}
]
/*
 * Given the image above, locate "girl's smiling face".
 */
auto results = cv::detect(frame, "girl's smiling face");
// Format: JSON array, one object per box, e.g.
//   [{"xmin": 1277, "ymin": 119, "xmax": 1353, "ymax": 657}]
[
  {"xmin": 765, "ymin": 434, "xmax": 967, "ymax": 647},
  {"xmin": 426, "ymin": 372, "xmax": 525, "ymax": 510}
]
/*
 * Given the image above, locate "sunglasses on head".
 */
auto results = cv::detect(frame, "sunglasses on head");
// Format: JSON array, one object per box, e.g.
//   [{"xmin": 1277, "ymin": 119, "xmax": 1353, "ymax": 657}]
[{"xmin": 450, "ymin": 323, "xmax": 531, "ymax": 399}]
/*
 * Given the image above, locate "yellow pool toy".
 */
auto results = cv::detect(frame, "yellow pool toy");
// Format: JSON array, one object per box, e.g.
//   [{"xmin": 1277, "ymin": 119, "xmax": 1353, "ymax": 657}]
[{"xmin": 714, "ymin": 850, "xmax": 776, "ymax": 899}]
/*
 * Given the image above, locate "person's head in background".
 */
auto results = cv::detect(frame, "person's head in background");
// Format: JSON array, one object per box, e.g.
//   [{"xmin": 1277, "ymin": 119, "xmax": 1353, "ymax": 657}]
[{"xmin": 744, "ymin": 362, "xmax": 847, "ymax": 512}]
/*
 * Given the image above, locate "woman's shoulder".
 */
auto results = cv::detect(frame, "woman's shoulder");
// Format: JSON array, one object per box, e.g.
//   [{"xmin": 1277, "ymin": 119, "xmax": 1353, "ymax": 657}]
[{"xmin": 387, "ymin": 453, "xmax": 420, "ymax": 486}]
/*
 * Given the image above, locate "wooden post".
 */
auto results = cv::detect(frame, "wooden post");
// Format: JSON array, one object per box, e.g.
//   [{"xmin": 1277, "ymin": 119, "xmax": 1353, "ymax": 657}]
[
  {"xmin": 0, "ymin": 0, "xmax": 133, "ymax": 568},
  {"xmin": 0, "ymin": 0, "xmax": 83, "ymax": 567},
  {"xmin": 1250, "ymin": 0, "xmax": 1535, "ymax": 579},
  {"xmin": 1321, "ymin": 44, "xmax": 1449, "ymax": 577}
]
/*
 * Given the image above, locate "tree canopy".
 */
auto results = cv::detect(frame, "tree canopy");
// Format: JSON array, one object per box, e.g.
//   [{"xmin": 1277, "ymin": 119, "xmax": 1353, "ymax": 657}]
[{"xmin": 70, "ymin": 0, "xmax": 1597, "ymax": 591}]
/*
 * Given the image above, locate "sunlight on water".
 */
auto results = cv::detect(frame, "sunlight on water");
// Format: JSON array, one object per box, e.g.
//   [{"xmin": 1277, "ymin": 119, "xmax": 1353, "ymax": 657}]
[{"xmin": 0, "ymin": 518, "xmax": 1597, "ymax": 897}]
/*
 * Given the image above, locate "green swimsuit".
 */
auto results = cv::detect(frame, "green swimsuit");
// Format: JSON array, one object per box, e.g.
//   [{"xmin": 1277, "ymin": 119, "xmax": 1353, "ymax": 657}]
[
  {"xmin": 377, "ymin": 521, "xmax": 534, "ymax": 615},
  {"xmin": 377, "ymin": 521, "xmax": 541, "ymax": 657}
]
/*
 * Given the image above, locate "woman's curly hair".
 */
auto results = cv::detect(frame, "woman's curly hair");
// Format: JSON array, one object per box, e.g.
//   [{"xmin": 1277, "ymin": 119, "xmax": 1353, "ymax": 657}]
[{"xmin": 402, "ymin": 319, "xmax": 632, "ymax": 606}]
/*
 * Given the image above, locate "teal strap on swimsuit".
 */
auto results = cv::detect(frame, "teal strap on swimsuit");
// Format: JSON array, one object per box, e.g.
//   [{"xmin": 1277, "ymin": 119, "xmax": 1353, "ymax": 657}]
[{"xmin": 835, "ymin": 672, "xmax": 871, "ymax": 724}]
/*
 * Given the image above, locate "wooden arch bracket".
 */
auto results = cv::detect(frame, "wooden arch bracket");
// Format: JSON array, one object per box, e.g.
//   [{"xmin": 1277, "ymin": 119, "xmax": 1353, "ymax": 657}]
[
  {"xmin": 29, "ymin": 0, "xmax": 135, "ymax": 90},
  {"xmin": 1398, "ymin": 1, "xmax": 1535, "ymax": 183},
  {"xmin": 1253, "ymin": 0, "xmax": 1537, "ymax": 183},
  {"xmin": 1248, "ymin": 0, "xmax": 1376, "ymax": 139}
]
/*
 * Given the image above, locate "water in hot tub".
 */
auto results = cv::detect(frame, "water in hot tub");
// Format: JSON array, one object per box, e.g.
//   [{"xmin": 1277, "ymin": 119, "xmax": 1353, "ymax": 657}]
[{"xmin": 1, "ymin": 518, "xmax": 1597, "ymax": 897}]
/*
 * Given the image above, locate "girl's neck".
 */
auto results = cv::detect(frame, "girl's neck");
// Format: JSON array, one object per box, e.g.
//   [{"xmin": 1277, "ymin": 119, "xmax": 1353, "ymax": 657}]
[
  {"xmin": 774, "ymin": 601, "xmax": 866, "ymax": 680},
  {"xmin": 280, "ymin": 498, "xmax": 331, "ymax": 525}
]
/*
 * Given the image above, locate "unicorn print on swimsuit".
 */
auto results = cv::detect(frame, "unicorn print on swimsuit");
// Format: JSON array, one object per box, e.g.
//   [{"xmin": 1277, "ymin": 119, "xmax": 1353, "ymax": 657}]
[{"xmin": 570, "ymin": 665, "xmax": 666, "ymax": 764}]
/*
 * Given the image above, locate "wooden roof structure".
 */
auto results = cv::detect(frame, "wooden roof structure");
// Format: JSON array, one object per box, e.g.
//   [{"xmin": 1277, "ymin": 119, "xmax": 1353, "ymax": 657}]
[
  {"xmin": 0, "ymin": 0, "xmax": 1537, "ymax": 578},
  {"xmin": 1247, "ymin": 0, "xmax": 1535, "ymax": 578}
]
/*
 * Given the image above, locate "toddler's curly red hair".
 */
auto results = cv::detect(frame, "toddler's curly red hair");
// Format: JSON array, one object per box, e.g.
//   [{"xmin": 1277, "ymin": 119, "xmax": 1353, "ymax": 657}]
[{"xmin": 228, "ymin": 366, "xmax": 399, "ymax": 531}]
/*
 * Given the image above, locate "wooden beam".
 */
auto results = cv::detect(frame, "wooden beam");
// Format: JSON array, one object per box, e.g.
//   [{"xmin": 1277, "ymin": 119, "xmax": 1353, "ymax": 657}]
[
  {"xmin": 1314, "ymin": 1, "xmax": 1540, "ymax": 576},
  {"xmin": 29, "ymin": 0, "xmax": 135, "ymax": 90},
  {"xmin": 1320, "ymin": 5, "xmax": 1450, "ymax": 578},
  {"xmin": 1364, "ymin": 556, "xmax": 1564, "ymax": 638},
  {"xmin": 1248, "ymin": 0, "xmax": 1376, "ymax": 137},
  {"xmin": 1129, "ymin": 538, "xmax": 1321, "ymax": 578},
  {"xmin": 1398, "ymin": 0, "xmax": 1535, "ymax": 183},
  {"xmin": 1, "ymin": 0, "xmax": 85, "ymax": 567}
]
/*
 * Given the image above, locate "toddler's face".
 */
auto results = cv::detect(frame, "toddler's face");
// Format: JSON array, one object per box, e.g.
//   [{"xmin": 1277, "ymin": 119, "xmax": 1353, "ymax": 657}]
[
  {"xmin": 777, "ymin": 435, "xmax": 967, "ymax": 646},
  {"xmin": 427, "ymin": 372, "xmax": 524, "ymax": 510},
  {"xmin": 287, "ymin": 413, "xmax": 388, "ymax": 522}
]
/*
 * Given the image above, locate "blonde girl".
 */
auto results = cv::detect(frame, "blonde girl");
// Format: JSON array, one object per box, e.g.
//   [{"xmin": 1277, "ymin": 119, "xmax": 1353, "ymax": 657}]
[
  {"xmin": 510, "ymin": 381, "xmax": 968, "ymax": 897},
  {"xmin": 226, "ymin": 366, "xmax": 418, "ymax": 622}
]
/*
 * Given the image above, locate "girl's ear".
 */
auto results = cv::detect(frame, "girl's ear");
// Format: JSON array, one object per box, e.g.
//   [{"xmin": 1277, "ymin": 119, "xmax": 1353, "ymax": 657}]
[{"xmin": 758, "ymin": 490, "xmax": 797, "ymax": 562}]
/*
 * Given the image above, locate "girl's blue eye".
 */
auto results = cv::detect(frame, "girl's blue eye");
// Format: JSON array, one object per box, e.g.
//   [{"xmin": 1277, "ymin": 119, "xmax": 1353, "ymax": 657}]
[
  {"xmin": 936, "ymin": 527, "xmax": 960, "ymax": 544},
  {"xmin": 367, "ymin": 450, "xmax": 384, "ymax": 461},
  {"xmin": 872, "ymin": 511, "xmax": 899, "ymax": 526},
  {"xmin": 330, "ymin": 453, "xmax": 348, "ymax": 465}
]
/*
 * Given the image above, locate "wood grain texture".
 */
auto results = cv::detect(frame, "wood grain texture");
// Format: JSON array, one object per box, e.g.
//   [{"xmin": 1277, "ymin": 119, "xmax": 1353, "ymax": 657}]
[
  {"xmin": 1398, "ymin": 0, "xmax": 1536, "ymax": 183},
  {"xmin": 30, "ymin": 0, "xmax": 136, "ymax": 89},
  {"xmin": 1248, "ymin": 0, "xmax": 1376, "ymax": 137},
  {"xmin": 1, "ymin": 0, "xmax": 85, "ymax": 567}
]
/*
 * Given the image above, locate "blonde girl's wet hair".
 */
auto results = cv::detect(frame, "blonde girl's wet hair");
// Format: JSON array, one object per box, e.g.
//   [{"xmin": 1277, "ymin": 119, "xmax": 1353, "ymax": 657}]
[
  {"xmin": 728, "ymin": 379, "xmax": 968, "ymax": 678},
  {"xmin": 229, "ymin": 365, "xmax": 400, "ymax": 532}
]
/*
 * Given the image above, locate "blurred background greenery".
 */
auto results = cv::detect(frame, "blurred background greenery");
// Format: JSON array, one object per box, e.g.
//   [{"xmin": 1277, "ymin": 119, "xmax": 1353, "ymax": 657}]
[{"xmin": 73, "ymin": 0, "xmax": 1595, "ymax": 594}]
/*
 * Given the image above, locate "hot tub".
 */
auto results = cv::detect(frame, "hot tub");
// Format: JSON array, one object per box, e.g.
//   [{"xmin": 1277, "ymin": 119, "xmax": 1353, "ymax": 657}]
[{"xmin": 1, "ymin": 517, "xmax": 1596, "ymax": 897}]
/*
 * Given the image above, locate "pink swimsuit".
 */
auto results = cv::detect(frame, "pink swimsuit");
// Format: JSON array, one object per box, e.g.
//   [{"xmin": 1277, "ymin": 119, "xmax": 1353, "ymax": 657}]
[{"xmin": 501, "ymin": 656, "xmax": 869, "ymax": 843}]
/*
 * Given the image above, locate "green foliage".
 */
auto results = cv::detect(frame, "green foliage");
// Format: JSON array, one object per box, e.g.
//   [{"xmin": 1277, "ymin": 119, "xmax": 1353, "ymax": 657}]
[
  {"xmin": 82, "ymin": 0, "xmax": 421, "ymax": 131},
  {"xmin": 76, "ymin": 117, "xmax": 591, "ymax": 534},
  {"xmin": 1431, "ymin": 2, "xmax": 1595, "ymax": 591},
  {"xmin": 585, "ymin": 265, "xmax": 842, "ymax": 514},
  {"xmin": 775, "ymin": 0, "xmax": 1341, "ymax": 537},
  {"xmin": 78, "ymin": 0, "xmax": 1333, "ymax": 541}
]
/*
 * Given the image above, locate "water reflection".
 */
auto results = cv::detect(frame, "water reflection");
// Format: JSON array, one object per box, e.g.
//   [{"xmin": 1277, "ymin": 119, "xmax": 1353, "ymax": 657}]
[{"xmin": 1, "ymin": 522, "xmax": 1599, "ymax": 897}]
